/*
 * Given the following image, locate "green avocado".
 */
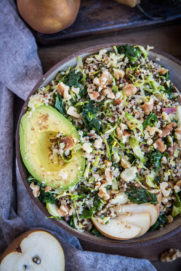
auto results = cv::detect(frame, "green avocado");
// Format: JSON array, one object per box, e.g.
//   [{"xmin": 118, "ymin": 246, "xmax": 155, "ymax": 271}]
[{"xmin": 19, "ymin": 105, "xmax": 85, "ymax": 189}]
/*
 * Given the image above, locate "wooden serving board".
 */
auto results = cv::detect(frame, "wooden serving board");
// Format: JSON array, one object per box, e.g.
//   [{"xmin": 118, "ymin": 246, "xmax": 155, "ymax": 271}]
[{"xmin": 34, "ymin": 0, "xmax": 181, "ymax": 45}]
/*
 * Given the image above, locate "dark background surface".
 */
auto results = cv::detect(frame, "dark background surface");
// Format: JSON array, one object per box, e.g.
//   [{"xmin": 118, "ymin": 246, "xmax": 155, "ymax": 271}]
[{"xmin": 34, "ymin": 0, "xmax": 181, "ymax": 45}]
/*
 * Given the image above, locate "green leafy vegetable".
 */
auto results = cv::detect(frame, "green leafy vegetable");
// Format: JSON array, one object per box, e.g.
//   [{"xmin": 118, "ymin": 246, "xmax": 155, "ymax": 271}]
[
  {"xmin": 143, "ymin": 113, "xmax": 158, "ymax": 128},
  {"xmin": 126, "ymin": 185, "xmax": 158, "ymax": 204},
  {"xmin": 154, "ymin": 175, "xmax": 161, "ymax": 185},
  {"xmin": 39, "ymin": 189, "xmax": 56, "ymax": 204},
  {"xmin": 69, "ymin": 215, "xmax": 77, "ymax": 228},
  {"xmin": 129, "ymin": 137, "xmax": 145, "ymax": 163},
  {"xmin": 146, "ymin": 171, "xmax": 158, "ymax": 188},
  {"xmin": 163, "ymin": 83, "xmax": 175, "ymax": 100},
  {"xmin": 54, "ymin": 93, "xmax": 66, "ymax": 116},
  {"xmin": 149, "ymin": 213, "xmax": 167, "ymax": 231},
  {"xmin": 63, "ymin": 69, "xmax": 83, "ymax": 88},
  {"xmin": 82, "ymin": 101, "xmax": 102, "ymax": 132},
  {"xmin": 27, "ymin": 176, "xmax": 56, "ymax": 204},
  {"xmin": 79, "ymin": 207, "xmax": 95, "ymax": 219},
  {"xmin": 91, "ymin": 227, "xmax": 103, "ymax": 237},
  {"xmin": 125, "ymin": 112, "xmax": 143, "ymax": 135},
  {"xmin": 93, "ymin": 195, "xmax": 105, "ymax": 211},
  {"xmin": 172, "ymin": 192, "xmax": 181, "ymax": 217},
  {"xmin": 103, "ymin": 136, "xmax": 111, "ymax": 160},
  {"xmin": 117, "ymin": 44, "xmax": 142, "ymax": 64},
  {"xmin": 146, "ymin": 150, "xmax": 168, "ymax": 172}
]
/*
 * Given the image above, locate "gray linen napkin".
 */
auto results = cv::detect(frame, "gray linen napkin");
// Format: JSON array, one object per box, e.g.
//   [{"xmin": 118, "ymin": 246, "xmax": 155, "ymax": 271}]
[{"xmin": 0, "ymin": 1, "xmax": 157, "ymax": 270}]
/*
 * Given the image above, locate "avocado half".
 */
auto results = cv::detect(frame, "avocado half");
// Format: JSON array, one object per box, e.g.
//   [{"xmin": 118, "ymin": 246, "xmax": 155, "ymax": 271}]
[{"xmin": 19, "ymin": 105, "xmax": 85, "ymax": 189}]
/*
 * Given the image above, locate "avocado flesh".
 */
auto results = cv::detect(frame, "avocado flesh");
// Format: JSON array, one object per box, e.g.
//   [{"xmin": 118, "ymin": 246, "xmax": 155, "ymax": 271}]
[{"xmin": 20, "ymin": 105, "xmax": 85, "ymax": 189}]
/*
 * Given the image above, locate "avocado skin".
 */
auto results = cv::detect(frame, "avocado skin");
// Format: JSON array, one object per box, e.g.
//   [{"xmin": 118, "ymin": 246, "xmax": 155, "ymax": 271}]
[{"xmin": 20, "ymin": 105, "xmax": 85, "ymax": 189}]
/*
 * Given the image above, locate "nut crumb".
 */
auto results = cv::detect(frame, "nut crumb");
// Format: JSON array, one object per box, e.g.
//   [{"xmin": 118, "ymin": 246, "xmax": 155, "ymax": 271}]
[{"xmin": 160, "ymin": 248, "xmax": 181, "ymax": 262}]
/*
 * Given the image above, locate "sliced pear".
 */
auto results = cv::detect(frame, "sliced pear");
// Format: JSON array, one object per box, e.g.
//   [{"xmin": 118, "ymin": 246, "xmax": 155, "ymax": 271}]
[
  {"xmin": 92, "ymin": 217, "xmax": 141, "ymax": 240},
  {"xmin": 0, "ymin": 230, "xmax": 65, "ymax": 271},
  {"xmin": 46, "ymin": 202, "xmax": 60, "ymax": 217},
  {"xmin": 119, "ymin": 212, "xmax": 151, "ymax": 237},
  {"xmin": 156, "ymin": 193, "xmax": 162, "ymax": 214},
  {"xmin": 117, "ymin": 203, "xmax": 159, "ymax": 226}
]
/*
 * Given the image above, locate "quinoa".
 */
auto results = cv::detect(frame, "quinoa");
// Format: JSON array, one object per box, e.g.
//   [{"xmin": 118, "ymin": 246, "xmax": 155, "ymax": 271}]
[{"xmin": 27, "ymin": 45, "xmax": 181, "ymax": 236}]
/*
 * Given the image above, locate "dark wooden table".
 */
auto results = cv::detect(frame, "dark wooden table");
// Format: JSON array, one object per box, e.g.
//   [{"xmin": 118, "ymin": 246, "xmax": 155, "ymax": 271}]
[{"xmin": 16, "ymin": 21, "xmax": 181, "ymax": 271}]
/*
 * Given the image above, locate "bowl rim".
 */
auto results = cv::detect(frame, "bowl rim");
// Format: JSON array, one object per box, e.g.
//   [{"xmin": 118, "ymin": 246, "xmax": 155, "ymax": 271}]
[{"xmin": 16, "ymin": 42, "xmax": 181, "ymax": 249}]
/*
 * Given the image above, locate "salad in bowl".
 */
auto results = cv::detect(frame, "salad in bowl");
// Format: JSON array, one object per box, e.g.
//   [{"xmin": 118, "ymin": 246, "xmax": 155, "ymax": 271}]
[{"xmin": 19, "ymin": 44, "xmax": 181, "ymax": 240}]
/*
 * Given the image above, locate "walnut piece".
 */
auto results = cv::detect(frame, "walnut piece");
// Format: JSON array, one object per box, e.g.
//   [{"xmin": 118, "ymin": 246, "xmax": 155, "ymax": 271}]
[{"xmin": 160, "ymin": 248, "xmax": 181, "ymax": 262}]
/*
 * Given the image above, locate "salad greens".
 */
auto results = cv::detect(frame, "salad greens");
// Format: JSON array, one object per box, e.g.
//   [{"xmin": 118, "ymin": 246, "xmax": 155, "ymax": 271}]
[{"xmin": 126, "ymin": 185, "xmax": 158, "ymax": 205}]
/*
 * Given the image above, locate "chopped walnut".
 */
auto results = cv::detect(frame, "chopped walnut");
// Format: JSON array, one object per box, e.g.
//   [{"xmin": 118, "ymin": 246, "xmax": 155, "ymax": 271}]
[
  {"xmin": 142, "ymin": 101, "xmax": 153, "ymax": 115},
  {"xmin": 89, "ymin": 91, "xmax": 100, "ymax": 101},
  {"xmin": 100, "ymin": 70, "xmax": 112, "ymax": 86},
  {"xmin": 57, "ymin": 82, "xmax": 71, "ymax": 100},
  {"xmin": 175, "ymin": 126, "xmax": 181, "ymax": 144},
  {"xmin": 121, "ymin": 167, "xmax": 137, "ymax": 182},
  {"xmin": 157, "ymin": 67, "xmax": 168, "ymax": 75},
  {"xmin": 147, "ymin": 126, "xmax": 161, "ymax": 137},
  {"xmin": 122, "ymin": 84, "xmax": 137, "ymax": 96},
  {"xmin": 153, "ymin": 138, "xmax": 166, "ymax": 153},
  {"xmin": 82, "ymin": 143, "xmax": 92, "ymax": 154},
  {"xmin": 98, "ymin": 186, "xmax": 110, "ymax": 200},
  {"xmin": 59, "ymin": 204, "xmax": 70, "ymax": 217},
  {"xmin": 167, "ymin": 215, "xmax": 173, "ymax": 224},
  {"xmin": 121, "ymin": 156, "xmax": 131, "ymax": 169},
  {"xmin": 60, "ymin": 135, "xmax": 74, "ymax": 150},
  {"xmin": 174, "ymin": 180, "xmax": 181, "ymax": 193},
  {"xmin": 114, "ymin": 99, "xmax": 122, "ymax": 105},
  {"xmin": 116, "ymin": 127, "xmax": 122, "ymax": 140},
  {"xmin": 67, "ymin": 106, "xmax": 81, "ymax": 119},
  {"xmin": 45, "ymin": 186, "xmax": 51, "ymax": 192},
  {"xmin": 102, "ymin": 87, "xmax": 115, "ymax": 99},
  {"xmin": 113, "ymin": 68, "xmax": 125, "ymax": 80},
  {"xmin": 93, "ymin": 77, "xmax": 100, "ymax": 86},
  {"xmin": 160, "ymin": 248, "xmax": 181, "ymax": 262},
  {"xmin": 105, "ymin": 168, "xmax": 113, "ymax": 184},
  {"xmin": 161, "ymin": 122, "xmax": 176, "ymax": 138},
  {"xmin": 30, "ymin": 182, "xmax": 40, "ymax": 198},
  {"xmin": 160, "ymin": 182, "xmax": 171, "ymax": 197},
  {"xmin": 94, "ymin": 137, "xmax": 103, "ymax": 149}
]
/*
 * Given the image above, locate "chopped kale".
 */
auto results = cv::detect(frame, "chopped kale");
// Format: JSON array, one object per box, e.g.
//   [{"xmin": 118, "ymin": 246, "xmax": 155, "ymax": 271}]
[
  {"xmin": 172, "ymin": 192, "xmax": 181, "ymax": 217},
  {"xmin": 164, "ymin": 71, "xmax": 169, "ymax": 81},
  {"xmin": 149, "ymin": 213, "xmax": 167, "ymax": 231},
  {"xmin": 63, "ymin": 69, "xmax": 83, "ymax": 88},
  {"xmin": 54, "ymin": 93, "xmax": 66, "ymax": 116},
  {"xmin": 27, "ymin": 176, "xmax": 36, "ymax": 183},
  {"xmin": 117, "ymin": 44, "xmax": 142, "ymax": 64},
  {"xmin": 39, "ymin": 189, "xmax": 56, "ymax": 204},
  {"xmin": 79, "ymin": 86, "xmax": 87, "ymax": 98},
  {"xmin": 93, "ymin": 195, "xmax": 104, "ymax": 211},
  {"xmin": 82, "ymin": 101, "xmax": 102, "ymax": 133},
  {"xmin": 27, "ymin": 176, "xmax": 56, "ymax": 204},
  {"xmin": 126, "ymin": 185, "xmax": 158, "ymax": 205},
  {"xmin": 163, "ymin": 82, "xmax": 175, "ymax": 100},
  {"xmin": 79, "ymin": 207, "xmax": 95, "ymax": 219},
  {"xmin": 69, "ymin": 215, "xmax": 76, "ymax": 228},
  {"xmin": 91, "ymin": 227, "xmax": 103, "ymax": 237},
  {"xmin": 143, "ymin": 113, "xmax": 158, "ymax": 128},
  {"xmin": 154, "ymin": 175, "xmax": 161, "ymax": 185},
  {"xmin": 146, "ymin": 150, "xmax": 163, "ymax": 172},
  {"xmin": 127, "ymin": 153, "xmax": 137, "ymax": 164}
]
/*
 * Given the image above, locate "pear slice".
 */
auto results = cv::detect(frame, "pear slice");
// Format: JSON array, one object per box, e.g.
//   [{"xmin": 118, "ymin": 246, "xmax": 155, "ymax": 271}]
[
  {"xmin": 119, "ymin": 212, "xmax": 151, "ymax": 237},
  {"xmin": 92, "ymin": 217, "xmax": 141, "ymax": 240},
  {"xmin": 117, "ymin": 203, "xmax": 159, "ymax": 226},
  {"xmin": 0, "ymin": 230, "xmax": 65, "ymax": 271}
]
